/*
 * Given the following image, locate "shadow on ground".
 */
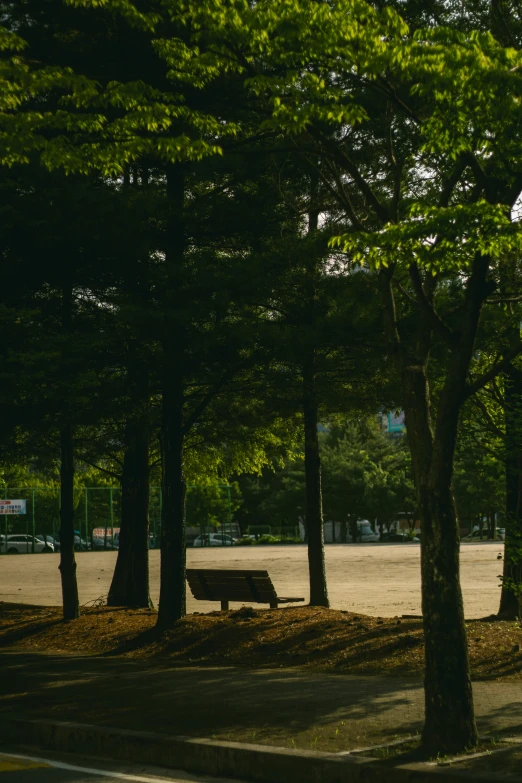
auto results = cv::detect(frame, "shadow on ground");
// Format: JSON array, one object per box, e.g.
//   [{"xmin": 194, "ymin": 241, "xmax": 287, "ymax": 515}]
[{"xmin": 0, "ymin": 651, "xmax": 423, "ymax": 752}]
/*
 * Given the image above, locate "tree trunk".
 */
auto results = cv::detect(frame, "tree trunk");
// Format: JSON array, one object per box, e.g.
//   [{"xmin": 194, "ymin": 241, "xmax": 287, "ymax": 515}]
[
  {"xmin": 108, "ymin": 417, "xmax": 151, "ymax": 608},
  {"xmin": 58, "ymin": 282, "xmax": 79, "ymax": 622},
  {"xmin": 392, "ymin": 251, "xmax": 490, "ymax": 754},
  {"xmin": 404, "ymin": 362, "xmax": 477, "ymax": 754},
  {"xmin": 417, "ymin": 477, "xmax": 476, "ymax": 753},
  {"xmin": 499, "ymin": 364, "xmax": 522, "ymax": 619},
  {"xmin": 488, "ymin": 510, "xmax": 496, "ymax": 540},
  {"xmin": 302, "ymin": 171, "xmax": 329, "ymax": 608},
  {"xmin": 303, "ymin": 357, "xmax": 329, "ymax": 607},
  {"xmin": 157, "ymin": 163, "xmax": 187, "ymax": 629},
  {"xmin": 349, "ymin": 515, "xmax": 358, "ymax": 543},
  {"xmin": 58, "ymin": 422, "xmax": 80, "ymax": 621},
  {"xmin": 157, "ymin": 376, "xmax": 187, "ymax": 628}
]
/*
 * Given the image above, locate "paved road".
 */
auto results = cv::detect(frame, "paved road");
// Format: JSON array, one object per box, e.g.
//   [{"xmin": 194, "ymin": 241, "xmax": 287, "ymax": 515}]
[
  {"xmin": 2, "ymin": 651, "xmax": 522, "ymax": 754},
  {"xmin": 0, "ymin": 541, "xmax": 505, "ymax": 617},
  {"xmin": 0, "ymin": 751, "xmax": 243, "ymax": 783}
]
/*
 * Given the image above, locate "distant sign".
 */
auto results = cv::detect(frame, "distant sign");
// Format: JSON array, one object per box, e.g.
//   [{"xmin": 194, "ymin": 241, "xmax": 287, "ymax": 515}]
[
  {"xmin": 92, "ymin": 527, "xmax": 120, "ymax": 537},
  {"xmin": 387, "ymin": 411, "xmax": 406, "ymax": 433},
  {"xmin": 0, "ymin": 499, "xmax": 26, "ymax": 514}
]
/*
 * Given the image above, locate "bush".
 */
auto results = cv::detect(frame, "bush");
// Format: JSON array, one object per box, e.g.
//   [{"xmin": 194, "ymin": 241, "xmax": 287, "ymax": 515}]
[
  {"xmin": 255, "ymin": 535, "xmax": 280, "ymax": 545},
  {"xmin": 235, "ymin": 537, "xmax": 254, "ymax": 546}
]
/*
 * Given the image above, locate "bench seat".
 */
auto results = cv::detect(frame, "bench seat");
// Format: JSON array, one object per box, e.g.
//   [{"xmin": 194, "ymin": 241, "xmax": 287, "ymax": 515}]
[{"xmin": 186, "ymin": 568, "xmax": 305, "ymax": 611}]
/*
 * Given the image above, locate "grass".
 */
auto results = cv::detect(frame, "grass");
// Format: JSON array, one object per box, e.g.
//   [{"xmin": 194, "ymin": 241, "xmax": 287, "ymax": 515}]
[{"xmin": 353, "ymin": 736, "xmax": 513, "ymax": 765}]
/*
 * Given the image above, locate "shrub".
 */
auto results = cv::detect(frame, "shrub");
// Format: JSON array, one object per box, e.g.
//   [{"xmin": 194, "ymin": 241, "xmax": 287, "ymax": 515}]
[{"xmin": 255, "ymin": 535, "xmax": 280, "ymax": 545}]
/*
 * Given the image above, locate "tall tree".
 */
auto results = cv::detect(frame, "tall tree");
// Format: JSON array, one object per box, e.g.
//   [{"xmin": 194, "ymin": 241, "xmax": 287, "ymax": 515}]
[
  {"xmin": 191, "ymin": 0, "xmax": 522, "ymax": 752},
  {"xmin": 303, "ymin": 172, "xmax": 329, "ymax": 606},
  {"xmin": 498, "ymin": 364, "xmax": 522, "ymax": 617},
  {"xmin": 58, "ymin": 284, "xmax": 80, "ymax": 621}
]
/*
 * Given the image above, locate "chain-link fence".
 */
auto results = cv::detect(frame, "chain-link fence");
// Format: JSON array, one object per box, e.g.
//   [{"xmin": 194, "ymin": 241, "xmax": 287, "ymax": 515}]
[{"xmin": 0, "ymin": 484, "xmax": 235, "ymax": 553}]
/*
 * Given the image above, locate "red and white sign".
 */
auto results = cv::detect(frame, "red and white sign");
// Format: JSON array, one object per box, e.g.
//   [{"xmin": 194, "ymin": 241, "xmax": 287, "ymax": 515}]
[
  {"xmin": 0, "ymin": 499, "xmax": 26, "ymax": 514},
  {"xmin": 92, "ymin": 527, "xmax": 120, "ymax": 538}
]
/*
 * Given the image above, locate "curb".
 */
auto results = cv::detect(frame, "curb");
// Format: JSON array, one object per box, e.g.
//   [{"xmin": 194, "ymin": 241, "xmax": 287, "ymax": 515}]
[{"xmin": 0, "ymin": 717, "xmax": 512, "ymax": 783}]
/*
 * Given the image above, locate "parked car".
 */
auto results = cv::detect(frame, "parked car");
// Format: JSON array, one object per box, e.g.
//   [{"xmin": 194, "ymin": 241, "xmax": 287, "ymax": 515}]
[
  {"xmin": 53, "ymin": 532, "xmax": 89, "ymax": 551},
  {"xmin": 192, "ymin": 533, "xmax": 236, "ymax": 547},
  {"xmin": 381, "ymin": 533, "xmax": 420, "ymax": 543},
  {"xmin": 355, "ymin": 521, "xmax": 379, "ymax": 543},
  {"xmin": 0, "ymin": 534, "xmax": 54, "ymax": 553},
  {"xmin": 36, "ymin": 534, "xmax": 59, "ymax": 550},
  {"xmin": 90, "ymin": 536, "xmax": 119, "ymax": 551}
]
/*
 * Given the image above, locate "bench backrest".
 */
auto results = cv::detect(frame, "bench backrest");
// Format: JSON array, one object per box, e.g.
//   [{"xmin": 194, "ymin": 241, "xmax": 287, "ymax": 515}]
[{"xmin": 186, "ymin": 569, "xmax": 278, "ymax": 603}]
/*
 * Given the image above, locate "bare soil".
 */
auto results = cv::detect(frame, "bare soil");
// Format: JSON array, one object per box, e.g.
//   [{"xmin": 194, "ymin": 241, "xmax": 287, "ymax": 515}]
[
  {"xmin": 0, "ymin": 541, "xmax": 505, "ymax": 618},
  {"xmin": 1, "ymin": 601, "xmax": 521, "ymax": 680}
]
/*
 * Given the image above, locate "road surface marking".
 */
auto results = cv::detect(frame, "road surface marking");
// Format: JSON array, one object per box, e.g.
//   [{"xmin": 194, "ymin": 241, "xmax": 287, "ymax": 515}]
[
  {"xmin": 0, "ymin": 755, "xmax": 50, "ymax": 772},
  {"xmin": 0, "ymin": 753, "xmax": 195, "ymax": 783}
]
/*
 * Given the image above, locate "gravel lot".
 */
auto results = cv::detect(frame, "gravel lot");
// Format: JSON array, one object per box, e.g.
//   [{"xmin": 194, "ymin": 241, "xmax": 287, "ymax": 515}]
[{"xmin": 0, "ymin": 541, "xmax": 504, "ymax": 618}]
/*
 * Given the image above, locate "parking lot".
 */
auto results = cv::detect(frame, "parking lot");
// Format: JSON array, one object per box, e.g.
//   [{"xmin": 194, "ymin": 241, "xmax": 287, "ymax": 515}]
[{"xmin": 0, "ymin": 541, "xmax": 504, "ymax": 618}]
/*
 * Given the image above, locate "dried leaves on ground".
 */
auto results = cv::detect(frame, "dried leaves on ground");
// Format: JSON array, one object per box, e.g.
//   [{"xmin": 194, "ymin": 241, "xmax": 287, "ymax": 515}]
[{"xmin": 0, "ymin": 602, "xmax": 521, "ymax": 679}]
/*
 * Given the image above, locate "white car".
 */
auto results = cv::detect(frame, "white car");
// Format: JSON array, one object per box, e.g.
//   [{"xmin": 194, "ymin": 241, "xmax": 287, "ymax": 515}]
[
  {"xmin": 357, "ymin": 521, "xmax": 380, "ymax": 542},
  {"xmin": 192, "ymin": 533, "xmax": 236, "ymax": 547},
  {"xmin": 0, "ymin": 534, "xmax": 54, "ymax": 553}
]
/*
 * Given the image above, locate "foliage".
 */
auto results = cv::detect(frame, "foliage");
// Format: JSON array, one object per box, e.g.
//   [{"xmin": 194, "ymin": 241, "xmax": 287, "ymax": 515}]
[{"xmin": 235, "ymin": 416, "xmax": 416, "ymax": 535}]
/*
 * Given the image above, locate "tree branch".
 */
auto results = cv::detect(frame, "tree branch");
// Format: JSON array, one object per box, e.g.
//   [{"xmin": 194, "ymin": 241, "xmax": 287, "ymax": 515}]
[
  {"xmin": 78, "ymin": 457, "xmax": 121, "ymax": 481},
  {"xmin": 183, "ymin": 370, "xmax": 235, "ymax": 435},
  {"xmin": 375, "ymin": 77, "xmax": 421, "ymax": 124},
  {"xmin": 470, "ymin": 396, "xmax": 505, "ymax": 440},
  {"xmin": 321, "ymin": 157, "xmax": 365, "ymax": 231},
  {"xmin": 409, "ymin": 263, "xmax": 455, "ymax": 345},
  {"xmin": 486, "ymin": 294, "xmax": 522, "ymax": 304},
  {"xmin": 379, "ymin": 266, "xmax": 402, "ymax": 352},
  {"xmin": 438, "ymin": 157, "xmax": 469, "ymax": 208},
  {"xmin": 461, "ymin": 151, "xmax": 488, "ymax": 195},
  {"xmin": 299, "ymin": 151, "xmax": 365, "ymax": 231},
  {"xmin": 465, "ymin": 343, "xmax": 522, "ymax": 398},
  {"xmin": 311, "ymin": 131, "xmax": 389, "ymax": 224}
]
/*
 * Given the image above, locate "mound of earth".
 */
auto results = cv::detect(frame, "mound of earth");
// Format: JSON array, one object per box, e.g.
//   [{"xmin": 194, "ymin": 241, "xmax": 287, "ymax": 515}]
[{"xmin": 0, "ymin": 602, "xmax": 520, "ymax": 679}]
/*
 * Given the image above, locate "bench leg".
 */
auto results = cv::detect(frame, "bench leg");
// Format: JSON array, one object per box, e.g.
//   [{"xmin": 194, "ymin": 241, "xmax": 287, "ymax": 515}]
[
  {"xmin": 269, "ymin": 601, "xmax": 278, "ymax": 609},
  {"xmin": 221, "ymin": 600, "xmax": 229, "ymax": 611}
]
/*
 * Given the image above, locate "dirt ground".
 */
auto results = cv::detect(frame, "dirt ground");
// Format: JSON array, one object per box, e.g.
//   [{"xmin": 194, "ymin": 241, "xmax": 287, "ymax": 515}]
[
  {"xmin": 0, "ymin": 541, "xmax": 504, "ymax": 618},
  {"xmin": 1, "ymin": 602, "xmax": 521, "ymax": 680}
]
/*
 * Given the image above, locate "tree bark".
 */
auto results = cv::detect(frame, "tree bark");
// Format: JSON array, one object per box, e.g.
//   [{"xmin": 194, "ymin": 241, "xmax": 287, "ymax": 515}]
[
  {"xmin": 348, "ymin": 514, "xmax": 359, "ymax": 543},
  {"xmin": 108, "ymin": 417, "xmax": 152, "ymax": 608},
  {"xmin": 303, "ymin": 357, "xmax": 329, "ymax": 607},
  {"xmin": 404, "ymin": 364, "xmax": 477, "ymax": 754},
  {"xmin": 498, "ymin": 363, "xmax": 522, "ymax": 618},
  {"xmin": 59, "ymin": 422, "xmax": 80, "ymax": 621},
  {"xmin": 418, "ymin": 481, "xmax": 475, "ymax": 753},
  {"xmin": 58, "ymin": 283, "xmax": 79, "ymax": 622},
  {"xmin": 488, "ymin": 510, "xmax": 496, "ymax": 540},
  {"xmin": 378, "ymin": 253, "xmax": 485, "ymax": 753},
  {"xmin": 340, "ymin": 518, "xmax": 347, "ymax": 543},
  {"xmin": 302, "ymin": 170, "xmax": 329, "ymax": 608},
  {"xmin": 157, "ymin": 375, "xmax": 187, "ymax": 628},
  {"xmin": 157, "ymin": 163, "xmax": 187, "ymax": 629}
]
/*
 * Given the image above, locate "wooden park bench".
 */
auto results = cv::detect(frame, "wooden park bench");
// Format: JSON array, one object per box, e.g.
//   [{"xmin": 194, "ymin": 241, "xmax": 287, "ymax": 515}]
[{"xmin": 186, "ymin": 568, "xmax": 305, "ymax": 611}]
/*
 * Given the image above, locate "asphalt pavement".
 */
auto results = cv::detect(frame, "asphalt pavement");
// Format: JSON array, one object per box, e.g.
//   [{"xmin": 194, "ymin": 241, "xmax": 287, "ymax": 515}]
[{"xmin": 0, "ymin": 751, "xmax": 245, "ymax": 783}]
